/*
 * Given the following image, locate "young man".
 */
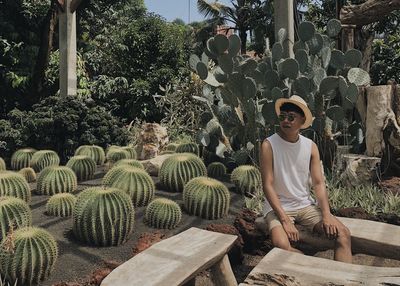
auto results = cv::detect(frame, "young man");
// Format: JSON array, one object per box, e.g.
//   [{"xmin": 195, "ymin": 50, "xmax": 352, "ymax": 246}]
[{"xmin": 259, "ymin": 95, "xmax": 352, "ymax": 263}]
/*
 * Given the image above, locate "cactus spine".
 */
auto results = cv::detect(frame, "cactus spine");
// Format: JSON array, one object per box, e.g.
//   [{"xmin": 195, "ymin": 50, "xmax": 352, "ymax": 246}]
[
  {"xmin": 207, "ymin": 162, "xmax": 227, "ymax": 178},
  {"xmin": 46, "ymin": 193, "xmax": 76, "ymax": 217},
  {"xmin": 0, "ymin": 158, "xmax": 6, "ymax": 171},
  {"xmin": 30, "ymin": 150, "xmax": 60, "ymax": 172},
  {"xmin": 66, "ymin": 155, "xmax": 96, "ymax": 181},
  {"xmin": 18, "ymin": 167, "xmax": 36, "ymax": 183},
  {"xmin": 183, "ymin": 177, "xmax": 230, "ymax": 220},
  {"xmin": 0, "ymin": 196, "xmax": 32, "ymax": 240},
  {"xmin": 103, "ymin": 166, "xmax": 154, "ymax": 207},
  {"xmin": 114, "ymin": 159, "xmax": 144, "ymax": 170},
  {"xmin": 231, "ymin": 165, "xmax": 261, "ymax": 196},
  {"xmin": 36, "ymin": 166, "xmax": 77, "ymax": 195},
  {"xmin": 159, "ymin": 153, "xmax": 207, "ymax": 192},
  {"xmin": 0, "ymin": 227, "xmax": 58, "ymax": 286},
  {"xmin": 73, "ymin": 187, "xmax": 135, "ymax": 246},
  {"xmin": 144, "ymin": 198, "xmax": 182, "ymax": 229},
  {"xmin": 75, "ymin": 145, "xmax": 105, "ymax": 165},
  {"xmin": 11, "ymin": 148, "xmax": 36, "ymax": 170},
  {"xmin": 0, "ymin": 171, "xmax": 31, "ymax": 202},
  {"xmin": 176, "ymin": 143, "xmax": 199, "ymax": 156}
]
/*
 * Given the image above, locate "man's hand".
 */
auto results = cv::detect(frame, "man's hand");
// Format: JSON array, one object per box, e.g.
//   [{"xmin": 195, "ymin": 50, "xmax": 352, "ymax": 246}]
[
  {"xmin": 282, "ymin": 220, "xmax": 299, "ymax": 242},
  {"xmin": 322, "ymin": 215, "xmax": 340, "ymax": 239}
]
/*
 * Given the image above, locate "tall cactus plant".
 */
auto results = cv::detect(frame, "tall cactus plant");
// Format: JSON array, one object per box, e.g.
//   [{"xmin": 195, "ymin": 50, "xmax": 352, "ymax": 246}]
[
  {"xmin": 0, "ymin": 171, "xmax": 31, "ymax": 202},
  {"xmin": 75, "ymin": 145, "xmax": 105, "ymax": 165},
  {"xmin": 72, "ymin": 187, "xmax": 135, "ymax": 246},
  {"xmin": 30, "ymin": 150, "xmax": 60, "ymax": 172},
  {"xmin": 0, "ymin": 196, "xmax": 32, "ymax": 240},
  {"xmin": 11, "ymin": 148, "xmax": 36, "ymax": 170},
  {"xmin": 36, "ymin": 166, "xmax": 78, "ymax": 195},
  {"xmin": 0, "ymin": 227, "xmax": 58, "ymax": 286}
]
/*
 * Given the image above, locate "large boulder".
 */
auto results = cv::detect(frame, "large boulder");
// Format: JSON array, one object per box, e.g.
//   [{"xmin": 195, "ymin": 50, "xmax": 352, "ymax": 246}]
[
  {"xmin": 141, "ymin": 154, "xmax": 173, "ymax": 176},
  {"xmin": 136, "ymin": 123, "xmax": 168, "ymax": 160},
  {"xmin": 339, "ymin": 154, "xmax": 381, "ymax": 187}
]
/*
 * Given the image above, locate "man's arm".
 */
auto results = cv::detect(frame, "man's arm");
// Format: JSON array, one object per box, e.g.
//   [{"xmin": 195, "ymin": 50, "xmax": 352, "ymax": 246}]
[
  {"xmin": 310, "ymin": 142, "xmax": 339, "ymax": 238},
  {"xmin": 260, "ymin": 139, "xmax": 299, "ymax": 241}
]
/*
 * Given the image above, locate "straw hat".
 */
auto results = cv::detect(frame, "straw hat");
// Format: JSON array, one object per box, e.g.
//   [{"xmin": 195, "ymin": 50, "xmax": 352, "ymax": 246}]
[{"xmin": 275, "ymin": 95, "xmax": 313, "ymax": 129}]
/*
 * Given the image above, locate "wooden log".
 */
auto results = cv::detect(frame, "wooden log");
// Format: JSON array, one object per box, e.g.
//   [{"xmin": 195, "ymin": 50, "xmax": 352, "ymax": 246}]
[{"xmin": 210, "ymin": 254, "xmax": 238, "ymax": 286}]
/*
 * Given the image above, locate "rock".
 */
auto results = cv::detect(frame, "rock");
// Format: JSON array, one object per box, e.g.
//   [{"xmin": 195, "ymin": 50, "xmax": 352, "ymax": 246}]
[
  {"xmin": 136, "ymin": 123, "xmax": 168, "ymax": 160},
  {"xmin": 132, "ymin": 231, "xmax": 166, "ymax": 257},
  {"xmin": 141, "ymin": 154, "xmax": 173, "ymax": 176},
  {"xmin": 378, "ymin": 177, "xmax": 400, "ymax": 196},
  {"xmin": 205, "ymin": 224, "xmax": 244, "ymax": 265},
  {"xmin": 339, "ymin": 154, "xmax": 381, "ymax": 187}
]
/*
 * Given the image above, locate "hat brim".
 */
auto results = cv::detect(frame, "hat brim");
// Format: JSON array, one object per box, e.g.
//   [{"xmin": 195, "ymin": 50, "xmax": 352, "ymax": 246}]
[{"xmin": 275, "ymin": 98, "xmax": 313, "ymax": 129}]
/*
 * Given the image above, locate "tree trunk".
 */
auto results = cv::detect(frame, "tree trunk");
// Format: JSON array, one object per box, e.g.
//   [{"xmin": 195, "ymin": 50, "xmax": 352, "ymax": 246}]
[
  {"xmin": 340, "ymin": 0, "xmax": 400, "ymax": 26},
  {"xmin": 31, "ymin": 0, "xmax": 59, "ymax": 103},
  {"xmin": 354, "ymin": 28, "xmax": 374, "ymax": 72},
  {"xmin": 239, "ymin": 28, "xmax": 247, "ymax": 54}
]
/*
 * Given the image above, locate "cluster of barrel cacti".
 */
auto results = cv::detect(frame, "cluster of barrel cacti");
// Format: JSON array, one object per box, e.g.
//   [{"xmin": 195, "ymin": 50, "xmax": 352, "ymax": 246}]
[
  {"xmin": 0, "ymin": 196, "xmax": 32, "ymax": 240},
  {"xmin": 231, "ymin": 165, "xmax": 261, "ymax": 196},
  {"xmin": 144, "ymin": 198, "xmax": 182, "ymax": 229},
  {"xmin": 75, "ymin": 145, "xmax": 105, "ymax": 165},
  {"xmin": 46, "ymin": 193, "xmax": 77, "ymax": 217},
  {"xmin": 0, "ymin": 171, "xmax": 31, "ymax": 202},
  {"xmin": 36, "ymin": 166, "xmax": 77, "ymax": 195},
  {"xmin": 66, "ymin": 155, "xmax": 96, "ymax": 181}
]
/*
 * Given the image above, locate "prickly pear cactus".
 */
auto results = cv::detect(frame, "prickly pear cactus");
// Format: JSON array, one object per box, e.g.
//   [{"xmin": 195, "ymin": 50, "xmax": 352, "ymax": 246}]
[
  {"xmin": 0, "ymin": 171, "xmax": 31, "ymax": 202},
  {"xmin": 0, "ymin": 227, "xmax": 58, "ymax": 286},
  {"xmin": 103, "ymin": 166, "xmax": 155, "ymax": 207},
  {"xmin": 144, "ymin": 198, "xmax": 182, "ymax": 229},
  {"xmin": 18, "ymin": 167, "xmax": 36, "ymax": 183},
  {"xmin": 36, "ymin": 166, "xmax": 77, "ymax": 195},
  {"xmin": 183, "ymin": 176, "xmax": 230, "ymax": 220},
  {"xmin": 159, "ymin": 153, "xmax": 207, "ymax": 192},
  {"xmin": 114, "ymin": 159, "xmax": 144, "ymax": 169},
  {"xmin": 11, "ymin": 148, "xmax": 36, "ymax": 170},
  {"xmin": 75, "ymin": 145, "xmax": 105, "ymax": 165},
  {"xmin": 46, "ymin": 193, "xmax": 76, "ymax": 217},
  {"xmin": 66, "ymin": 155, "xmax": 96, "ymax": 181},
  {"xmin": 30, "ymin": 150, "xmax": 60, "ymax": 172},
  {"xmin": 0, "ymin": 196, "xmax": 32, "ymax": 240},
  {"xmin": 72, "ymin": 187, "xmax": 135, "ymax": 246},
  {"xmin": 207, "ymin": 162, "xmax": 227, "ymax": 178},
  {"xmin": 176, "ymin": 143, "xmax": 199, "ymax": 156},
  {"xmin": 231, "ymin": 165, "xmax": 261, "ymax": 196},
  {"xmin": 0, "ymin": 157, "xmax": 5, "ymax": 171}
]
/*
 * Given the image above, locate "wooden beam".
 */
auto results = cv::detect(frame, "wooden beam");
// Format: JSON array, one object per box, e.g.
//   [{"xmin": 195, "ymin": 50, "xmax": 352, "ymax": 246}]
[
  {"xmin": 340, "ymin": 0, "xmax": 400, "ymax": 26},
  {"xmin": 70, "ymin": 0, "xmax": 83, "ymax": 13}
]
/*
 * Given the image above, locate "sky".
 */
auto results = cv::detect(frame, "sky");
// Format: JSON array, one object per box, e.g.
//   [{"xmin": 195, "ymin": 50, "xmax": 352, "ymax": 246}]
[{"xmin": 144, "ymin": 0, "xmax": 232, "ymax": 23}]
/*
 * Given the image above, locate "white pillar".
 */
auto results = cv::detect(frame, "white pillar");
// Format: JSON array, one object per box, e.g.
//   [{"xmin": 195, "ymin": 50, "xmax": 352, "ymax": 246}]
[
  {"xmin": 59, "ymin": 0, "xmax": 77, "ymax": 97},
  {"xmin": 274, "ymin": 0, "xmax": 294, "ymax": 58}
]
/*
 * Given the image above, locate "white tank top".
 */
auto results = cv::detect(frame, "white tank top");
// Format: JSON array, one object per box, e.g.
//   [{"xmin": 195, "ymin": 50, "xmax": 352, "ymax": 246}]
[{"xmin": 263, "ymin": 133, "xmax": 315, "ymax": 215}]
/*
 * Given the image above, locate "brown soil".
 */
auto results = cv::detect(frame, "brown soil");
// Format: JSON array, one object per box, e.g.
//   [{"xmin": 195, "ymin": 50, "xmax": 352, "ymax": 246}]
[{"xmin": 378, "ymin": 176, "xmax": 400, "ymax": 196}]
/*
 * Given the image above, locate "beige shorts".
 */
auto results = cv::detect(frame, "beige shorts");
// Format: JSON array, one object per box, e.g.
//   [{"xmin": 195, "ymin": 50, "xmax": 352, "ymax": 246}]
[{"xmin": 265, "ymin": 205, "xmax": 322, "ymax": 233}]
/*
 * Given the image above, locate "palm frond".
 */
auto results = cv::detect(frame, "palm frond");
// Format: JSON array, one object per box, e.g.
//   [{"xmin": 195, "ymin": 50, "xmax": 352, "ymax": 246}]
[{"xmin": 197, "ymin": 0, "xmax": 227, "ymax": 19}]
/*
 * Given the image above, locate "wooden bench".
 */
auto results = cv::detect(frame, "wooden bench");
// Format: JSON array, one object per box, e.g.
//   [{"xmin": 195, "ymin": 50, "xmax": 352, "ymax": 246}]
[
  {"xmin": 255, "ymin": 216, "xmax": 400, "ymax": 260},
  {"xmin": 100, "ymin": 227, "xmax": 238, "ymax": 286},
  {"xmin": 239, "ymin": 248, "xmax": 400, "ymax": 285}
]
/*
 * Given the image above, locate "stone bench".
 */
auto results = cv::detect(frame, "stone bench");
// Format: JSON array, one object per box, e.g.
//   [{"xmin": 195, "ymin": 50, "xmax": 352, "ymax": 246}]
[
  {"xmin": 255, "ymin": 216, "xmax": 400, "ymax": 260},
  {"xmin": 100, "ymin": 227, "xmax": 238, "ymax": 286},
  {"xmin": 239, "ymin": 248, "xmax": 400, "ymax": 285}
]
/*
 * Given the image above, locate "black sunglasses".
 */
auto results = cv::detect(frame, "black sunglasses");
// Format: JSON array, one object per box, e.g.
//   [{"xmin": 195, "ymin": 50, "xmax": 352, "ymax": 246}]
[{"xmin": 278, "ymin": 113, "xmax": 296, "ymax": 122}]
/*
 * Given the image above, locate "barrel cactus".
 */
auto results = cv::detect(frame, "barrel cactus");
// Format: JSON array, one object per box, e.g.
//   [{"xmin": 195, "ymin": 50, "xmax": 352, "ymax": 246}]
[
  {"xmin": 106, "ymin": 148, "xmax": 130, "ymax": 165},
  {"xmin": 176, "ymin": 142, "xmax": 199, "ymax": 156},
  {"xmin": 0, "ymin": 171, "xmax": 31, "ymax": 202},
  {"xmin": 207, "ymin": 162, "xmax": 227, "ymax": 178},
  {"xmin": 36, "ymin": 166, "xmax": 77, "ymax": 195},
  {"xmin": 121, "ymin": 146, "xmax": 137, "ymax": 159},
  {"xmin": 73, "ymin": 187, "xmax": 135, "ymax": 246},
  {"xmin": 66, "ymin": 155, "xmax": 96, "ymax": 181},
  {"xmin": 144, "ymin": 198, "xmax": 182, "ymax": 229},
  {"xmin": 114, "ymin": 159, "xmax": 144, "ymax": 170},
  {"xmin": 30, "ymin": 150, "xmax": 60, "ymax": 172},
  {"xmin": 46, "ymin": 193, "xmax": 76, "ymax": 217},
  {"xmin": 183, "ymin": 177, "xmax": 230, "ymax": 220},
  {"xmin": 75, "ymin": 145, "xmax": 105, "ymax": 165},
  {"xmin": 0, "ymin": 227, "xmax": 58, "ymax": 286},
  {"xmin": 103, "ymin": 166, "xmax": 154, "ymax": 207},
  {"xmin": 159, "ymin": 153, "xmax": 207, "ymax": 192},
  {"xmin": 18, "ymin": 167, "xmax": 36, "ymax": 183},
  {"xmin": 160, "ymin": 150, "xmax": 175, "ymax": 155},
  {"xmin": 231, "ymin": 165, "xmax": 261, "ymax": 196},
  {"xmin": 166, "ymin": 143, "xmax": 179, "ymax": 151},
  {"xmin": 0, "ymin": 196, "xmax": 32, "ymax": 240},
  {"xmin": 11, "ymin": 148, "xmax": 36, "ymax": 170},
  {"xmin": 0, "ymin": 157, "xmax": 6, "ymax": 171}
]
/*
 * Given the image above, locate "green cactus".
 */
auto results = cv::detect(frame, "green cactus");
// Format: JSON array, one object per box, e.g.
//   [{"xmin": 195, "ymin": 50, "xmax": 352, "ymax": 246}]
[
  {"xmin": 36, "ymin": 166, "xmax": 77, "ymax": 195},
  {"xmin": 231, "ymin": 165, "xmax": 261, "ymax": 196},
  {"xmin": 10, "ymin": 148, "xmax": 36, "ymax": 170},
  {"xmin": 0, "ymin": 196, "xmax": 31, "ymax": 240},
  {"xmin": 0, "ymin": 227, "xmax": 58, "ymax": 286},
  {"xmin": 103, "ymin": 166, "xmax": 154, "ymax": 207},
  {"xmin": 114, "ymin": 159, "xmax": 144, "ymax": 169},
  {"xmin": 298, "ymin": 21, "xmax": 315, "ymax": 42},
  {"xmin": 46, "ymin": 193, "xmax": 76, "ymax": 217},
  {"xmin": 144, "ymin": 198, "xmax": 182, "ymax": 229},
  {"xmin": 159, "ymin": 153, "xmax": 207, "ymax": 192},
  {"xmin": 30, "ymin": 150, "xmax": 60, "ymax": 172},
  {"xmin": 183, "ymin": 176, "xmax": 230, "ymax": 220},
  {"xmin": 159, "ymin": 150, "xmax": 175, "ymax": 155},
  {"xmin": 0, "ymin": 158, "xmax": 5, "ymax": 171},
  {"xmin": 75, "ymin": 145, "xmax": 105, "ymax": 165},
  {"xmin": 72, "ymin": 187, "xmax": 135, "ymax": 246},
  {"xmin": 207, "ymin": 162, "xmax": 227, "ymax": 178},
  {"xmin": 326, "ymin": 19, "xmax": 342, "ymax": 38},
  {"xmin": 18, "ymin": 167, "xmax": 36, "ymax": 183},
  {"xmin": 166, "ymin": 143, "xmax": 179, "ymax": 151},
  {"xmin": 0, "ymin": 171, "xmax": 31, "ymax": 202},
  {"xmin": 66, "ymin": 155, "xmax": 96, "ymax": 181},
  {"xmin": 176, "ymin": 142, "xmax": 199, "ymax": 156},
  {"xmin": 106, "ymin": 148, "xmax": 130, "ymax": 165},
  {"xmin": 347, "ymin": 67, "xmax": 371, "ymax": 86},
  {"xmin": 344, "ymin": 49, "xmax": 362, "ymax": 68}
]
